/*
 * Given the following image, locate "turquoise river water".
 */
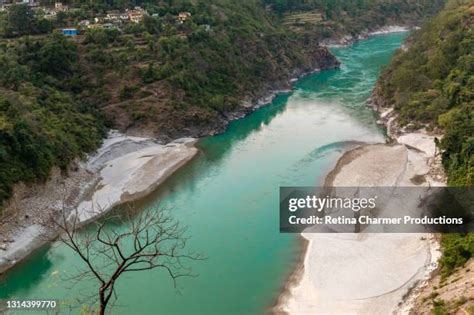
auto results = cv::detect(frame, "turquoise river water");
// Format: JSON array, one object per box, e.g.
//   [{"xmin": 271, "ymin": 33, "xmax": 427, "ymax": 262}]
[{"xmin": 1, "ymin": 32, "xmax": 407, "ymax": 315}]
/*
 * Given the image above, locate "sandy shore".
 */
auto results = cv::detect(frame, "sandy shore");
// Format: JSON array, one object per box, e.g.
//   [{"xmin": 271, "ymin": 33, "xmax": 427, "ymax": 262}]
[
  {"xmin": 369, "ymin": 25, "xmax": 411, "ymax": 35},
  {"xmin": 276, "ymin": 128, "xmax": 446, "ymax": 314},
  {"xmin": 274, "ymin": 43, "xmax": 448, "ymax": 313},
  {"xmin": 76, "ymin": 136, "xmax": 197, "ymax": 223},
  {"xmin": 0, "ymin": 131, "xmax": 198, "ymax": 274},
  {"xmin": 321, "ymin": 25, "xmax": 411, "ymax": 47}
]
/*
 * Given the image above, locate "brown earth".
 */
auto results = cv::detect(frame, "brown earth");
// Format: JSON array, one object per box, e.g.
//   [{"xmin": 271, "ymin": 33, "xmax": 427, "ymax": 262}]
[{"xmin": 410, "ymin": 259, "xmax": 474, "ymax": 315}]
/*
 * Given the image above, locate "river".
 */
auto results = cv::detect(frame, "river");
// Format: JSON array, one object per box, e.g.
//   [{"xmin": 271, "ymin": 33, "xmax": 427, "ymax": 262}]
[{"xmin": 0, "ymin": 32, "xmax": 408, "ymax": 315}]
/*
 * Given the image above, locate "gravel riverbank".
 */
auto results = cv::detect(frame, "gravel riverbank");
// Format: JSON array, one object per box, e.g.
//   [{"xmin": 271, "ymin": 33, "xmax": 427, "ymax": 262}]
[{"xmin": 0, "ymin": 131, "xmax": 198, "ymax": 274}]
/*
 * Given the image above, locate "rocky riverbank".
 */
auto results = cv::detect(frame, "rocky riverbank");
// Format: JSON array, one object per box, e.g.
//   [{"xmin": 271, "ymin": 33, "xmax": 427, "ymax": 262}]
[
  {"xmin": 276, "ymin": 136, "xmax": 445, "ymax": 315},
  {"xmin": 275, "ymin": 29, "xmax": 449, "ymax": 312},
  {"xmin": 369, "ymin": 82, "xmax": 474, "ymax": 314},
  {"xmin": 0, "ymin": 131, "xmax": 197, "ymax": 274}
]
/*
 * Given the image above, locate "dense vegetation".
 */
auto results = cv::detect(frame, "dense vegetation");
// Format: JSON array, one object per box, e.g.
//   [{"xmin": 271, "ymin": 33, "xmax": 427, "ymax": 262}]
[
  {"xmin": 0, "ymin": 4, "xmax": 53, "ymax": 36},
  {"xmin": 0, "ymin": 34, "xmax": 106, "ymax": 203},
  {"xmin": 376, "ymin": 0, "xmax": 473, "ymax": 277},
  {"xmin": 264, "ymin": 0, "xmax": 445, "ymax": 37},
  {"xmin": 440, "ymin": 233, "xmax": 474, "ymax": 277},
  {"xmin": 378, "ymin": 0, "xmax": 473, "ymax": 186},
  {"xmin": 0, "ymin": 0, "xmax": 444, "ymax": 209},
  {"xmin": 263, "ymin": 0, "xmax": 442, "ymax": 15}
]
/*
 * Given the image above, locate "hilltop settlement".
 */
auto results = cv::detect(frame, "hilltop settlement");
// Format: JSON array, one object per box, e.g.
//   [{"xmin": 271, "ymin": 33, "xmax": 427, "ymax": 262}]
[{"xmin": 0, "ymin": 0, "xmax": 197, "ymax": 35}]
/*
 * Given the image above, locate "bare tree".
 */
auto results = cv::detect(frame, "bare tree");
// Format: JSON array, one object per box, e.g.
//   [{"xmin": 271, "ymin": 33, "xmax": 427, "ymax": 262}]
[{"xmin": 51, "ymin": 206, "xmax": 201, "ymax": 315}]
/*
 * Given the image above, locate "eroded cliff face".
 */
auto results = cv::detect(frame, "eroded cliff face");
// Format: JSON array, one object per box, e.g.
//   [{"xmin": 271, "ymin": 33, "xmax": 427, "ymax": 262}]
[{"xmin": 367, "ymin": 84, "xmax": 403, "ymax": 138}]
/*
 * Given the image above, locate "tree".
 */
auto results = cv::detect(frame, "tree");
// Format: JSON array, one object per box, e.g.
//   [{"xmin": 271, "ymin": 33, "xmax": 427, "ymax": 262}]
[
  {"xmin": 143, "ymin": 15, "xmax": 163, "ymax": 34},
  {"xmin": 55, "ymin": 11, "xmax": 68, "ymax": 27},
  {"xmin": 37, "ymin": 33, "xmax": 78, "ymax": 78},
  {"xmin": 36, "ymin": 18, "xmax": 53, "ymax": 34},
  {"xmin": 5, "ymin": 4, "xmax": 36, "ymax": 36},
  {"xmin": 272, "ymin": 0, "xmax": 289, "ymax": 13},
  {"xmin": 51, "ymin": 206, "xmax": 202, "ymax": 315},
  {"xmin": 141, "ymin": 63, "xmax": 158, "ymax": 83}
]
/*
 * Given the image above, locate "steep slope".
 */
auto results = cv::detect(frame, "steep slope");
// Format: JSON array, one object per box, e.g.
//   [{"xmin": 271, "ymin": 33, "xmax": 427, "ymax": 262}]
[
  {"xmin": 375, "ymin": 0, "xmax": 473, "ymax": 186},
  {"xmin": 372, "ymin": 1, "xmax": 473, "ymax": 312}
]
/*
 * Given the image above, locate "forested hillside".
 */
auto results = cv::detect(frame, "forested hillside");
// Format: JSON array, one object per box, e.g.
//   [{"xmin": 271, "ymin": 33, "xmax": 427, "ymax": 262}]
[
  {"xmin": 264, "ymin": 0, "xmax": 445, "ymax": 37},
  {"xmin": 377, "ymin": 0, "xmax": 473, "ymax": 186},
  {"xmin": 0, "ymin": 0, "xmax": 444, "ymax": 208},
  {"xmin": 375, "ymin": 0, "xmax": 473, "ymax": 280},
  {"xmin": 0, "ymin": 34, "xmax": 107, "ymax": 204}
]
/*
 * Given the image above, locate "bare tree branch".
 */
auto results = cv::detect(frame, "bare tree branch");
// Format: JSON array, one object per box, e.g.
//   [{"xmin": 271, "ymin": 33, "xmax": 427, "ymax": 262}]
[{"xmin": 49, "ymin": 204, "xmax": 203, "ymax": 315}]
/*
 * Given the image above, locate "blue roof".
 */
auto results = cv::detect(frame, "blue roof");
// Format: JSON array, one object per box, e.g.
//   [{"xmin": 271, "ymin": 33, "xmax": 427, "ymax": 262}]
[{"xmin": 62, "ymin": 28, "xmax": 79, "ymax": 36}]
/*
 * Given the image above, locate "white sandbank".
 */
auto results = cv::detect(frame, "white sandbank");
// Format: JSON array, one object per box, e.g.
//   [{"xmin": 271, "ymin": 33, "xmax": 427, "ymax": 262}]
[
  {"xmin": 369, "ymin": 25, "xmax": 410, "ymax": 35},
  {"xmin": 0, "ymin": 132, "xmax": 197, "ymax": 273},
  {"xmin": 77, "ymin": 135, "xmax": 197, "ymax": 223},
  {"xmin": 322, "ymin": 25, "xmax": 411, "ymax": 47},
  {"xmin": 277, "ymin": 131, "xmax": 445, "ymax": 314}
]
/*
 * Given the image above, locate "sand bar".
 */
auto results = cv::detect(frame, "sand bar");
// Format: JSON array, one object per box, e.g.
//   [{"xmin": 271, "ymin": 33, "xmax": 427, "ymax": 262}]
[
  {"xmin": 0, "ymin": 132, "xmax": 198, "ymax": 273},
  {"xmin": 277, "ymin": 132, "xmax": 445, "ymax": 314}
]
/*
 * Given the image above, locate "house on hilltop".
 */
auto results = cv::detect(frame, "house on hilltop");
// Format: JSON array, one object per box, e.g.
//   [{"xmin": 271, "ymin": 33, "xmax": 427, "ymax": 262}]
[
  {"xmin": 62, "ymin": 28, "xmax": 78, "ymax": 36},
  {"xmin": 128, "ymin": 7, "xmax": 146, "ymax": 23},
  {"xmin": 0, "ymin": 0, "xmax": 37, "ymax": 11},
  {"xmin": 78, "ymin": 19, "xmax": 90, "ymax": 27},
  {"xmin": 87, "ymin": 23, "xmax": 103, "ymax": 29},
  {"xmin": 55, "ymin": 2, "xmax": 68, "ymax": 11},
  {"xmin": 43, "ymin": 8, "xmax": 57, "ymax": 19},
  {"xmin": 107, "ymin": 10, "xmax": 128, "ymax": 21},
  {"xmin": 177, "ymin": 12, "xmax": 191, "ymax": 24},
  {"xmin": 107, "ymin": 10, "xmax": 119, "ymax": 20}
]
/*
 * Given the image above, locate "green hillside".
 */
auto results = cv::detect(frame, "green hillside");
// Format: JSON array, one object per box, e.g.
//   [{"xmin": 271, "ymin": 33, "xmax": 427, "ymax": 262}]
[
  {"xmin": 376, "ymin": 0, "xmax": 474, "ymax": 278},
  {"xmin": 377, "ymin": 0, "xmax": 473, "ymax": 186},
  {"xmin": 0, "ymin": 0, "xmax": 444, "ymax": 208}
]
